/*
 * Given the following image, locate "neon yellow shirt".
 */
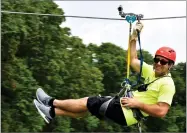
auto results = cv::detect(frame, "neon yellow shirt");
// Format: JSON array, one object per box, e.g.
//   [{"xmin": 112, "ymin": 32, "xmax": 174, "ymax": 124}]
[{"xmin": 120, "ymin": 62, "xmax": 176, "ymax": 126}]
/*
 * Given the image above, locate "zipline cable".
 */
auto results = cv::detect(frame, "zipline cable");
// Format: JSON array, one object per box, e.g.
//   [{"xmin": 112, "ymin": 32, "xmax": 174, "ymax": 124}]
[{"xmin": 1, "ymin": 11, "xmax": 186, "ymax": 21}]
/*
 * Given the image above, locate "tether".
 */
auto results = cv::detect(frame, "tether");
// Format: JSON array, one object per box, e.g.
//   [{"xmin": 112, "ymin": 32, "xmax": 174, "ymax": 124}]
[{"xmin": 118, "ymin": 5, "xmax": 144, "ymax": 133}]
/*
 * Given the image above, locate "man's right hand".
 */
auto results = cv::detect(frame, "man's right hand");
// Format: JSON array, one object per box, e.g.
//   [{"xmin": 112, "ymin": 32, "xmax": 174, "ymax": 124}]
[{"xmin": 130, "ymin": 22, "xmax": 144, "ymax": 41}]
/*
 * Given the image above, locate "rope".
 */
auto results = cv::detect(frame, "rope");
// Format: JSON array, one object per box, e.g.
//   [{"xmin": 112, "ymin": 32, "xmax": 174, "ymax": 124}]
[
  {"xmin": 127, "ymin": 23, "xmax": 132, "ymax": 79},
  {"xmin": 1, "ymin": 11, "xmax": 186, "ymax": 21}
]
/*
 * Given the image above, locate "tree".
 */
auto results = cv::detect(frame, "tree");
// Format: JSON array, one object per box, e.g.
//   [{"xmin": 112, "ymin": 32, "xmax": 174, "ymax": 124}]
[{"xmin": 1, "ymin": 0, "xmax": 186, "ymax": 132}]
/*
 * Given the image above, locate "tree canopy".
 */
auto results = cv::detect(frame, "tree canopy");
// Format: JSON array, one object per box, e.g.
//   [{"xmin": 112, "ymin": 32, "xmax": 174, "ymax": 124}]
[{"xmin": 1, "ymin": 0, "xmax": 186, "ymax": 132}]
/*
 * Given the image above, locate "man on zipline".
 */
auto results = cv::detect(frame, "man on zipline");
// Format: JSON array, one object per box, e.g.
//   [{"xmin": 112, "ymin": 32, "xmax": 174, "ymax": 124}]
[{"xmin": 33, "ymin": 22, "xmax": 176, "ymax": 126}]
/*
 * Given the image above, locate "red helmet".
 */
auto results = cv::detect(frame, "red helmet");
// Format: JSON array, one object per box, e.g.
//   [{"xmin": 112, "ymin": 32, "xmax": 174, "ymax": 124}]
[{"xmin": 155, "ymin": 46, "xmax": 176, "ymax": 62}]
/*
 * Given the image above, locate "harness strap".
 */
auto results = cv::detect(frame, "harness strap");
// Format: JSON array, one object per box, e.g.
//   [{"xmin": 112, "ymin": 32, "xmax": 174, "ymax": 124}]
[
  {"xmin": 132, "ymin": 108, "xmax": 144, "ymax": 121},
  {"xmin": 99, "ymin": 97, "xmax": 113, "ymax": 117},
  {"xmin": 137, "ymin": 75, "xmax": 171, "ymax": 92},
  {"xmin": 131, "ymin": 30, "xmax": 143, "ymax": 87},
  {"xmin": 147, "ymin": 75, "xmax": 171, "ymax": 84},
  {"xmin": 138, "ymin": 122, "xmax": 142, "ymax": 133},
  {"xmin": 137, "ymin": 31, "xmax": 143, "ymax": 83}
]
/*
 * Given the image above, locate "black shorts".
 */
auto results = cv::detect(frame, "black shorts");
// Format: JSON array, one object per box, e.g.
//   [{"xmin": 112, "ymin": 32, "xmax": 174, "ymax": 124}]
[{"xmin": 87, "ymin": 96, "xmax": 127, "ymax": 126}]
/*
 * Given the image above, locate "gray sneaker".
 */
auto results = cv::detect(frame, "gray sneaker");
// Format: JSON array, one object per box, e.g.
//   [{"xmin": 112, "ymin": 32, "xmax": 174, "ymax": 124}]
[
  {"xmin": 36, "ymin": 88, "xmax": 52, "ymax": 107},
  {"xmin": 33, "ymin": 99, "xmax": 53, "ymax": 124}
]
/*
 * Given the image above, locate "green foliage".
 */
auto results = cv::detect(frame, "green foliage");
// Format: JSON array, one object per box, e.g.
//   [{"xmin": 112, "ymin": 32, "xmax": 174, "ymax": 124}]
[
  {"xmin": 2, "ymin": 58, "xmax": 44, "ymax": 132},
  {"xmin": 1, "ymin": 0, "xmax": 186, "ymax": 132},
  {"xmin": 91, "ymin": 43, "xmax": 127, "ymax": 95}
]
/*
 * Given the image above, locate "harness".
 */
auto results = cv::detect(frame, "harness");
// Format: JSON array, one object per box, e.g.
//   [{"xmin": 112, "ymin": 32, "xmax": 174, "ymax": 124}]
[{"xmin": 99, "ymin": 5, "xmax": 145, "ymax": 133}]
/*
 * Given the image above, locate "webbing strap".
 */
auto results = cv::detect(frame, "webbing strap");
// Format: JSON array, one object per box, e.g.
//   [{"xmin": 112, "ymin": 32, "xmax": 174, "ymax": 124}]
[
  {"xmin": 137, "ymin": 31, "xmax": 143, "ymax": 84},
  {"xmin": 138, "ymin": 122, "xmax": 142, "ymax": 133},
  {"xmin": 132, "ymin": 108, "xmax": 144, "ymax": 121},
  {"xmin": 99, "ymin": 98, "xmax": 113, "ymax": 117},
  {"xmin": 131, "ymin": 30, "xmax": 143, "ymax": 87}
]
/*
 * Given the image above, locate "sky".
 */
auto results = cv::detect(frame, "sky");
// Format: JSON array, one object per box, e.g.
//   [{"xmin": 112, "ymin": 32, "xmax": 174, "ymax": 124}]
[{"xmin": 54, "ymin": 1, "xmax": 186, "ymax": 64}]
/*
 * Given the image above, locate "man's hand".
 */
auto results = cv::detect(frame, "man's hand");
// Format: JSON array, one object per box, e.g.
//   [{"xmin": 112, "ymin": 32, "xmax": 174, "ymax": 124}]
[
  {"xmin": 121, "ymin": 97, "xmax": 142, "ymax": 108},
  {"xmin": 131, "ymin": 22, "xmax": 144, "ymax": 41},
  {"xmin": 121, "ymin": 97, "xmax": 170, "ymax": 118}
]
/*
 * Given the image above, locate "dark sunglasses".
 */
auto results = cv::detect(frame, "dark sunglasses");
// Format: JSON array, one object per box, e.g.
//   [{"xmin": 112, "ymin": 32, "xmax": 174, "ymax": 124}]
[{"xmin": 154, "ymin": 58, "xmax": 169, "ymax": 65}]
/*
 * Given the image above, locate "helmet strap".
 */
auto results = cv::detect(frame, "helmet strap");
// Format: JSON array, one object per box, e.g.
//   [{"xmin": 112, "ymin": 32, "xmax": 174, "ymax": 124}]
[{"xmin": 168, "ymin": 64, "xmax": 173, "ymax": 71}]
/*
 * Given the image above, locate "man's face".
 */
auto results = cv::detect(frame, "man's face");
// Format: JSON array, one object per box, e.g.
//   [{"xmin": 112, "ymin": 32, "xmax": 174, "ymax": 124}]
[{"xmin": 153, "ymin": 55, "xmax": 172, "ymax": 77}]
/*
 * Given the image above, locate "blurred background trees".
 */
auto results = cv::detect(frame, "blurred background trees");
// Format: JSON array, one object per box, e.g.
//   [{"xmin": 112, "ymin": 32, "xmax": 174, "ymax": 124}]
[{"xmin": 1, "ymin": 0, "xmax": 186, "ymax": 132}]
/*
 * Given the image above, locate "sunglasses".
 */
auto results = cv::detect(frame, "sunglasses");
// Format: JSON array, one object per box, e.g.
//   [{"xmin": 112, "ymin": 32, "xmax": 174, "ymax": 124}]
[{"xmin": 154, "ymin": 58, "xmax": 169, "ymax": 65}]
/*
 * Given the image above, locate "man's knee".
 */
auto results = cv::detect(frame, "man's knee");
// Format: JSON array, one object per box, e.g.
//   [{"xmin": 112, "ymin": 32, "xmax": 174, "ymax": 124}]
[{"xmin": 79, "ymin": 97, "xmax": 89, "ymax": 107}]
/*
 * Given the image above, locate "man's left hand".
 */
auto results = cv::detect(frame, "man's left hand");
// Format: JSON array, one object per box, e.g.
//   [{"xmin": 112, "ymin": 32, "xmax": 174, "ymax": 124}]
[{"xmin": 121, "ymin": 97, "xmax": 142, "ymax": 108}]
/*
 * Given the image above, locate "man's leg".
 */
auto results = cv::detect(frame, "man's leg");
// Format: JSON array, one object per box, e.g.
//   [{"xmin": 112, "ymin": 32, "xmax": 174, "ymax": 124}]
[
  {"xmin": 35, "ymin": 88, "xmax": 114, "ymax": 123},
  {"xmin": 36, "ymin": 88, "xmax": 88, "ymax": 113},
  {"xmin": 34, "ymin": 99, "xmax": 88, "ymax": 124},
  {"xmin": 55, "ymin": 108, "xmax": 88, "ymax": 118},
  {"xmin": 53, "ymin": 97, "xmax": 89, "ymax": 113}
]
